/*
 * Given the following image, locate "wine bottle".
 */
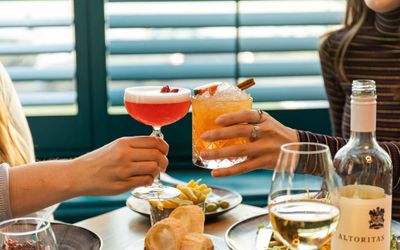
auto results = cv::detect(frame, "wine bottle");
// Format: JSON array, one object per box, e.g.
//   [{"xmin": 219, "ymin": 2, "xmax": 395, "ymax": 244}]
[{"xmin": 332, "ymin": 80, "xmax": 392, "ymax": 250}]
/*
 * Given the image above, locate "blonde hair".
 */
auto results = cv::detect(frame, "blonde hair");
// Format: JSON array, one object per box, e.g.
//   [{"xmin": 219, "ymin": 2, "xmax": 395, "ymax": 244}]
[
  {"xmin": 0, "ymin": 93, "xmax": 28, "ymax": 166},
  {"xmin": 328, "ymin": 0, "xmax": 374, "ymax": 82}
]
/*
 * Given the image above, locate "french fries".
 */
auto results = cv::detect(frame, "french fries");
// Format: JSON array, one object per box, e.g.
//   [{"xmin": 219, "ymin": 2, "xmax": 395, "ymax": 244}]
[{"xmin": 149, "ymin": 179, "xmax": 212, "ymax": 211}]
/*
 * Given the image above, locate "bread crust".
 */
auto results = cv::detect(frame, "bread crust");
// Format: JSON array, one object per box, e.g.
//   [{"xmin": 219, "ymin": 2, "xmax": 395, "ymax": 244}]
[
  {"xmin": 169, "ymin": 205, "xmax": 205, "ymax": 234},
  {"xmin": 180, "ymin": 233, "xmax": 214, "ymax": 250},
  {"xmin": 144, "ymin": 218, "xmax": 187, "ymax": 250}
]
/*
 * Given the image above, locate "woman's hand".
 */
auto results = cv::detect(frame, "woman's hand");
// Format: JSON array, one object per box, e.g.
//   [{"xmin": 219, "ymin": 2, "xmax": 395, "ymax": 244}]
[
  {"xmin": 72, "ymin": 136, "xmax": 169, "ymax": 196},
  {"xmin": 8, "ymin": 136, "xmax": 169, "ymax": 217},
  {"xmin": 200, "ymin": 109, "xmax": 298, "ymax": 177}
]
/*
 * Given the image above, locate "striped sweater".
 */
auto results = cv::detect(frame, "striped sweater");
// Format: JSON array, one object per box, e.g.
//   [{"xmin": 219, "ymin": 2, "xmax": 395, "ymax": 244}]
[{"xmin": 298, "ymin": 8, "xmax": 400, "ymax": 219}]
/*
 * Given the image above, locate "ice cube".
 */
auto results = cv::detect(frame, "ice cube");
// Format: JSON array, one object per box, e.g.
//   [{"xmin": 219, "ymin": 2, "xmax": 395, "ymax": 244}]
[
  {"xmin": 213, "ymin": 82, "xmax": 250, "ymax": 101},
  {"xmin": 216, "ymin": 82, "xmax": 236, "ymax": 92},
  {"xmin": 194, "ymin": 82, "xmax": 251, "ymax": 101}
]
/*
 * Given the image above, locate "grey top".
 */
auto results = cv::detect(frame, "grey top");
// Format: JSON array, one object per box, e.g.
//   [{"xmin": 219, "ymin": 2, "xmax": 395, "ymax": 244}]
[{"xmin": 0, "ymin": 163, "xmax": 11, "ymax": 221}]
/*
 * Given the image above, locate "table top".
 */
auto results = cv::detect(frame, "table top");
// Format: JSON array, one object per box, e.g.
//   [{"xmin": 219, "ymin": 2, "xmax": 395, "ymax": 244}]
[{"xmin": 76, "ymin": 204, "xmax": 267, "ymax": 250}]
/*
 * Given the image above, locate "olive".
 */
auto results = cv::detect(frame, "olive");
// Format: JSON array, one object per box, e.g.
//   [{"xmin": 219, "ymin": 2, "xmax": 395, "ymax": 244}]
[
  {"xmin": 219, "ymin": 200, "xmax": 230, "ymax": 209},
  {"xmin": 206, "ymin": 203, "xmax": 218, "ymax": 212}
]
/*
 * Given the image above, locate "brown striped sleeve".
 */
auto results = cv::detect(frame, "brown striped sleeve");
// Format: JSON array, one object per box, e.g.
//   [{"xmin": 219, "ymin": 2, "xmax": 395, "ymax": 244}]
[
  {"xmin": 298, "ymin": 130, "xmax": 400, "ymax": 192},
  {"xmin": 319, "ymin": 38, "xmax": 345, "ymax": 137},
  {"xmin": 298, "ymin": 130, "xmax": 347, "ymax": 160},
  {"xmin": 384, "ymin": 142, "xmax": 400, "ymax": 191}
]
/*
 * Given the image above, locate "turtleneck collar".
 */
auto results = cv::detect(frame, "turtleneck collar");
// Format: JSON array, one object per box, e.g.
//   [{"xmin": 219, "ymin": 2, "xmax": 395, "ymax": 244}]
[{"xmin": 375, "ymin": 7, "xmax": 400, "ymax": 37}]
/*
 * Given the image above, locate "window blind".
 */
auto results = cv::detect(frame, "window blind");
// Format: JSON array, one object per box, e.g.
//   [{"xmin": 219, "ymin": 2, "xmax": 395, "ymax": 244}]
[
  {"xmin": 105, "ymin": 0, "xmax": 345, "ymax": 110},
  {"xmin": 0, "ymin": 0, "xmax": 76, "ymax": 114}
]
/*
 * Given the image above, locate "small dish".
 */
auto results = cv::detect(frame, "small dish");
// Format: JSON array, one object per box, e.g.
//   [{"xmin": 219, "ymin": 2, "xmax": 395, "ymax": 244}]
[
  {"xmin": 126, "ymin": 186, "xmax": 242, "ymax": 220},
  {"xmin": 52, "ymin": 222, "xmax": 102, "ymax": 250},
  {"xmin": 126, "ymin": 234, "xmax": 229, "ymax": 250}
]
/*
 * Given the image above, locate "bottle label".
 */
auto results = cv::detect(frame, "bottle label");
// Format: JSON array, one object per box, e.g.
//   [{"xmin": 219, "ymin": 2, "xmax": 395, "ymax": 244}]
[
  {"xmin": 351, "ymin": 96, "xmax": 376, "ymax": 132},
  {"xmin": 332, "ymin": 195, "xmax": 392, "ymax": 250}
]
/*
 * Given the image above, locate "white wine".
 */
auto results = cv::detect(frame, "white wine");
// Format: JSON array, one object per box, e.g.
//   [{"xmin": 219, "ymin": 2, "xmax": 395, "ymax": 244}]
[
  {"xmin": 332, "ymin": 80, "xmax": 392, "ymax": 250},
  {"xmin": 269, "ymin": 200, "xmax": 340, "ymax": 249}
]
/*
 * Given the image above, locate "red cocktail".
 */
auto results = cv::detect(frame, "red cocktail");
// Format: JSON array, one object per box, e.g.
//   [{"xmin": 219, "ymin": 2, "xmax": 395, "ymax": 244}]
[
  {"xmin": 125, "ymin": 100, "xmax": 190, "ymax": 127},
  {"xmin": 124, "ymin": 86, "xmax": 191, "ymax": 199}
]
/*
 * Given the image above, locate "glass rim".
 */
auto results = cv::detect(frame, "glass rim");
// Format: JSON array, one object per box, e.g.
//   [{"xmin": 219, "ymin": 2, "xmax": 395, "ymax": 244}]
[
  {"xmin": 280, "ymin": 142, "xmax": 329, "ymax": 155},
  {"xmin": 124, "ymin": 85, "xmax": 191, "ymax": 92},
  {"xmin": 124, "ymin": 86, "xmax": 191, "ymax": 103},
  {"xmin": 0, "ymin": 217, "xmax": 51, "ymax": 236},
  {"xmin": 191, "ymin": 95, "xmax": 253, "ymax": 102}
]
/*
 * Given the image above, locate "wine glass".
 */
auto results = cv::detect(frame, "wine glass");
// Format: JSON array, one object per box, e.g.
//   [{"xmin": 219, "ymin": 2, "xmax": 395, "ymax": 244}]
[
  {"xmin": 268, "ymin": 142, "xmax": 341, "ymax": 250},
  {"xmin": 124, "ymin": 86, "xmax": 191, "ymax": 200},
  {"xmin": 0, "ymin": 217, "xmax": 58, "ymax": 249}
]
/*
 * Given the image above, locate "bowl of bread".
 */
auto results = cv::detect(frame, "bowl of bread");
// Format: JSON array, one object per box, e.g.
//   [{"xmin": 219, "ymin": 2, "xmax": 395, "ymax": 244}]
[{"xmin": 128, "ymin": 205, "xmax": 229, "ymax": 250}]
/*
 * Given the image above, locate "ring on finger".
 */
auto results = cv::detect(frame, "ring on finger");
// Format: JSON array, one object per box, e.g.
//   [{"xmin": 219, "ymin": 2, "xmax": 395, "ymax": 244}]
[
  {"xmin": 256, "ymin": 109, "xmax": 265, "ymax": 123},
  {"xmin": 250, "ymin": 124, "xmax": 260, "ymax": 139}
]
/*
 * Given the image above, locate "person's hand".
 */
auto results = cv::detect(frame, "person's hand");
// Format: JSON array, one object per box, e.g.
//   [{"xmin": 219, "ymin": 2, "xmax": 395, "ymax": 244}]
[
  {"xmin": 71, "ymin": 136, "xmax": 169, "ymax": 196},
  {"xmin": 200, "ymin": 109, "xmax": 298, "ymax": 177}
]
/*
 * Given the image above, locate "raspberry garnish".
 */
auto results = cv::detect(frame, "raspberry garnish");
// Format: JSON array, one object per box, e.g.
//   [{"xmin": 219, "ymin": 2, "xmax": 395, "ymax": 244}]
[
  {"xmin": 160, "ymin": 85, "xmax": 179, "ymax": 93},
  {"xmin": 160, "ymin": 85, "xmax": 170, "ymax": 93}
]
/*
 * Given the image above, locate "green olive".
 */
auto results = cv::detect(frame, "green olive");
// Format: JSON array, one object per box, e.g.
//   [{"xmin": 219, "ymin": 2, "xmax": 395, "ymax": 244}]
[
  {"xmin": 206, "ymin": 203, "xmax": 218, "ymax": 212},
  {"xmin": 219, "ymin": 200, "xmax": 230, "ymax": 209}
]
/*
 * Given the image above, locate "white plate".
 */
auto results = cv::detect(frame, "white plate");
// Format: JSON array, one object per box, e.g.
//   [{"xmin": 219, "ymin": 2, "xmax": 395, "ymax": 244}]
[
  {"xmin": 126, "ymin": 186, "xmax": 242, "ymax": 220},
  {"xmin": 126, "ymin": 234, "xmax": 229, "ymax": 250},
  {"xmin": 225, "ymin": 213, "xmax": 400, "ymax": 250}
]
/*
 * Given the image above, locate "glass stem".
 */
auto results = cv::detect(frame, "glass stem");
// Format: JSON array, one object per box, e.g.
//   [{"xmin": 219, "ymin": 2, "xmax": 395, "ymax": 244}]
[
  {"xmin": 150, "ymin": 126, "xmax": 163, "ymax": 189},
  {"xmin": 150, "ymin": 126, "xmax": 164, "ymax": 139}
]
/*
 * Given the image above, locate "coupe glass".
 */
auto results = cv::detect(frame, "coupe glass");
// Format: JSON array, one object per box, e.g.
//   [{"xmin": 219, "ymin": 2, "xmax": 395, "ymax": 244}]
[
  {"xmin": 0, "ymin": 217, "xmax": 57, "ymax": 250},
  {"xmin": 124, "ymin": 86, "xmax": 191, "ymax": 200},
  {"xmin": 268, "ymin": 142, "xmax": 341, "ymax": 250}
]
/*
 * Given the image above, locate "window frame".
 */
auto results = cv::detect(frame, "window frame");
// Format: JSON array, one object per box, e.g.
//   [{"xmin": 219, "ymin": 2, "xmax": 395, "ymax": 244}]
[
  {"xmin": 27, "ymin": 0, "xmax": 334, "ymax": 162},
  {"xmin": 27, "ymin": 0, "xmax": 93, "ymax": 158}
]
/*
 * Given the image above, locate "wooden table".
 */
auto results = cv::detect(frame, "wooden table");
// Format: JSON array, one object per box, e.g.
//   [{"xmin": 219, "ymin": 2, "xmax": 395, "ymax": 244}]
[{"xmin": 76, "ymin": 204, "xmax": 267, "ymax": 250}]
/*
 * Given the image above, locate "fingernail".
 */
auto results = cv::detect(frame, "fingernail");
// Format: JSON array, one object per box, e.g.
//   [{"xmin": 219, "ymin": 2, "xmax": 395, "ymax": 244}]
[
  {"xmin": 211, "ymin": 170, "xmax": 220, "ymax": 177},
  {"xmin": 215, "ymin": 116, "xmax": 224, "ymax": 124},
  {"xmin": 201, "ymin": 133, "xmax": 211, "ymax": 141},
  {"xmin": 200, "ymin": 151, "xmax": 209, "ymax": 158}
]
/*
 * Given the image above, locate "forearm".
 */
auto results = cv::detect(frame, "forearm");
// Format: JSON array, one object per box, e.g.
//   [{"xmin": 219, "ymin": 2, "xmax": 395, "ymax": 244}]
[
  {"xmin": 297, "ymin": 130, "xmax": 347, "ymax": 159},
  {"xmin": 1, "ymin": 136, "xmax": 167, "ymax": 218},
  {"xmin": 298, "ymin": 130, "xmax": 400, "ymax": 192},
  {"xmin": 9, "ymin": 160, "xmax": 80, "ymax": 217}
]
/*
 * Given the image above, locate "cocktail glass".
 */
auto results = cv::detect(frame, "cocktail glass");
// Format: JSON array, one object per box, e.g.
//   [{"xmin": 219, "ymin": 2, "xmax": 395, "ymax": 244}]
[
  {"xmin": 124, "ymin": 86, "xmax": 191, "ymax": 199},
  {"xmin": 192, "ymin": 83, "xmax": 252, "ymax": 169}
]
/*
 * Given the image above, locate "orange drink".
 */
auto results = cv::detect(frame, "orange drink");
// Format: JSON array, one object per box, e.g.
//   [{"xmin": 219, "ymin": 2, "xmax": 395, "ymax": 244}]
[{"xmin": 192, "ymin": 83, "xmax": 252, "ymax": 169}]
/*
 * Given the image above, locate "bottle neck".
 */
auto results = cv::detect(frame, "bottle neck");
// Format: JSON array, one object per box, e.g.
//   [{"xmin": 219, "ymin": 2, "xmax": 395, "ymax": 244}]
[{"xmin": 349, "ymin": 131, "xmax": 377, "ymax": 145}]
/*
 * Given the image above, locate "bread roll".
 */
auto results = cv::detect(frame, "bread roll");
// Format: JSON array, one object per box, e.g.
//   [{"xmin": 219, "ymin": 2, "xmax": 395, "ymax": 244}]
[
  {"xmin": 144, "ymin": 218, "xmax": 187, "ymax": 250},
  {"xmin": 180, "ymin": 233, "xmax": 214, "ymax": 250},
  {"xmin": 169, "ymin": 205, "xmax": 205, "ymax": 234}
]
